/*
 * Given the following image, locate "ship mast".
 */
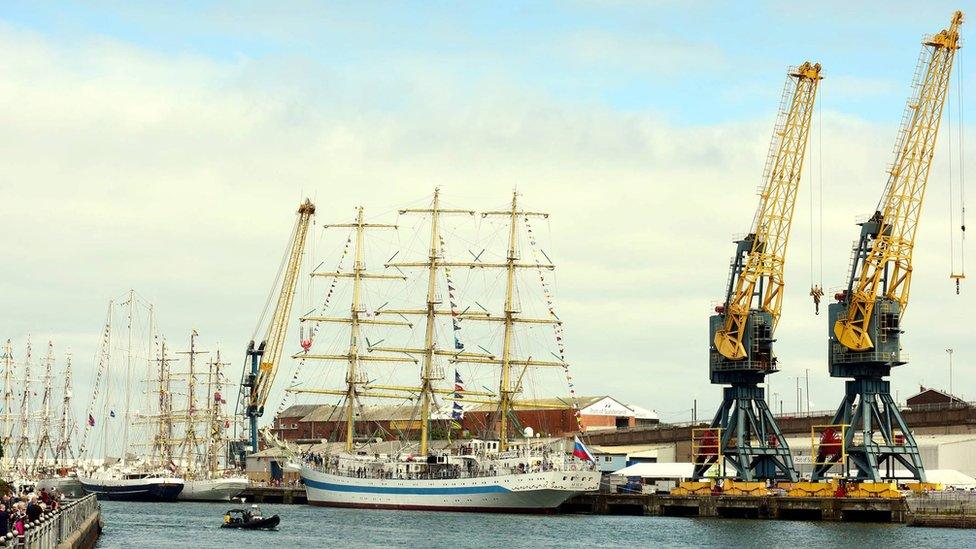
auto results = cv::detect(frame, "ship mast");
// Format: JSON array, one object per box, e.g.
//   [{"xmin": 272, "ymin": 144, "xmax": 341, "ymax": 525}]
[
  {"xmin": 381, "ymin": 191, "xmax": 562, "ymax": 453},
  {"xmin": 206, "ymin": 350, "xmax": 230, "ymax": 476},
  {"xmin": 151, "ymin": 339, "xmax": 177, "ymax": 468},
  {"xmin": 55, "ymin": 352, "xmax": 76, "ymax": 465},
  {"xmin": 32, "ymin": 341, "xmax": 57, "ymax": 469},
  {"xmin": 121, "ymin": 292, "xmax": 135, "ymax": 461},
  {"xmin": 480, "ymin": 192, "xmax": 559, "ymax": 451},
  {"xmin": 178, "ymin": 330, "xmax": 207, "ymax": 478},
  {"xmin": 390, "ymin": 190, "xmax": 477, "ymax": 454},
  {"xmin": 290, "ymin": 207, "xmax": 406, "ymax": 453},
  {"xmin": 1, "ymin": 340, "xmax": 14, "ymax": 468},
  {"xmin": 13, "ymin": 337, "xmax": 33, "ymax": 467}
]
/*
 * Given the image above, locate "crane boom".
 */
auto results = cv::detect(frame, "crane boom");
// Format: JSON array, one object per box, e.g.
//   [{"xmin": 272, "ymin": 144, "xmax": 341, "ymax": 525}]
[
  {"xmin": 834, "ymin": 11, "xmax": 963, "ymax": 351},
  {"xmin": 714, "ymin": 62, "xmax": 822, "ymax": 361},
  {"xmin": 243, "ymin": 198, "xmax": 315, "ymax": 452}
]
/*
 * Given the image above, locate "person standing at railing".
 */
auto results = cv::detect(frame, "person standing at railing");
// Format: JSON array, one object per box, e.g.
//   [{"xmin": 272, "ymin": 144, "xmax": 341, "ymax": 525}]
[
  {"xmin": 0, "ymin": 503, "xmax": 9, "ymax": 538},
  {"xmin": 11, "ymin": 503, "xmax": 25, "ymax": 537},
  {"xmin": 26, "ymin": 496, "xmax": 42, "ymax": 523}
]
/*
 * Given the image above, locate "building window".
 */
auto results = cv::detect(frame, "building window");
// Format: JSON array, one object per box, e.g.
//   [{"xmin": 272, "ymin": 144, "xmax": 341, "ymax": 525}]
[{"xmin": 292, "ymin": 423, "xmax": 298, "ymax": 429}]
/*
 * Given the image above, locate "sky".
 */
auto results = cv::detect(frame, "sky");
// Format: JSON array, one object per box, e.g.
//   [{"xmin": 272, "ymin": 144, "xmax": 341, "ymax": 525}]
[{"xmin": 0, "ymin": 1, "xmax": 974, "ymax": 430}]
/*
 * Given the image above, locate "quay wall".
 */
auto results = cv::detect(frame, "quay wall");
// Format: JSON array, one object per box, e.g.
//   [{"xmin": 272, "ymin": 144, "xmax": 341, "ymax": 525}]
[{"xmin": 563, "ymin": 493, "xmax": 910, "ymax": 523}]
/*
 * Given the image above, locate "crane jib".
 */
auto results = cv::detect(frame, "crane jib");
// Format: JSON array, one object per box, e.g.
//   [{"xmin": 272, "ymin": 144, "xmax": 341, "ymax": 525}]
[
  {"xmin": 834, "ymin": 11, "xmax": 963, "ymax": 352},
  {"xmin": 713, "ymin": 62, "xmax": 822, "ymax": 363}
]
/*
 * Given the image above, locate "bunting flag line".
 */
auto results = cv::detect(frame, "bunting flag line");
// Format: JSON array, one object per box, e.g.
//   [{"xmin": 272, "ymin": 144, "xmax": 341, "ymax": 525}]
[
  {"xmin": 439, "ymin": 234, "xmax": 465, "ymax": 351},
  {"xmin": 277, "ymin": 234, "xmax": 353, "ymax": 417},
  {"xmin": 79, "ymin": 320, "xmax": 111, "ymax": 455},
  {"xmin": 524, "ymin": 216, "xmax": 583, "ymax": 432},
  {"xmin": 452, "ymin": 371, "xmax": 465, "ymax": 426}
]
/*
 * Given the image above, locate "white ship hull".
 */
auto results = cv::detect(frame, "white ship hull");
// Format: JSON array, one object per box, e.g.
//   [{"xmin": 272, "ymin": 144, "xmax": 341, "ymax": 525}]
[
  {"xmin": 302, "ymin": 466, "xmax": 599, "ymax": 513},
  {"xmin": 178, "ymin": 477, "xmax": 249, "ymax": 502}
]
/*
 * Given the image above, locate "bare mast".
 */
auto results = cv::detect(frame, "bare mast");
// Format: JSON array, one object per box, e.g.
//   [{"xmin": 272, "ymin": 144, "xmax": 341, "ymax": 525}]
[
  {"xmin": 55, "ymin": 352, "xmax": 76, "ymax": 465},
  {"xmin": 32, "ymin": 341, "xmax": 57, "ymax": 469},
  {"xmin": 121, "ymin": 291, "xmax": 134, "ymax": 463},
  {"xmin": 1, "ymin": 340, "xmax": 14, "ymax": 468},
  {"xmin": 178, "ymin": 331, "xmax": 207, "ymax": 478},
  {"xmin": 13, "ymin": 337, "xmax": 33, "ymax": 466}
]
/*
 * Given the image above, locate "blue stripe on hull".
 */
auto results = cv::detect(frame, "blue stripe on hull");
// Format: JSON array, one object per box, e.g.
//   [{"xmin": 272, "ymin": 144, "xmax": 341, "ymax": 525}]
[{"xmin": 303, "ymin": 477, "xmax": 510, "ymax": 495}]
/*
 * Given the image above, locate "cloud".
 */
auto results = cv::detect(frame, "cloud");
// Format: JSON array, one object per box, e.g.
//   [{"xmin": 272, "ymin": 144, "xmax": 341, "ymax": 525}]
[{"xmin": 0, "ymin": 13, "xmax": 972, "ymax": 436}]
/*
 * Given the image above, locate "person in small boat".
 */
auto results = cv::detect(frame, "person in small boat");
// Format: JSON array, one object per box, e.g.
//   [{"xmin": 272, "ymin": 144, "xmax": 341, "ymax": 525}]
[{"xmin": 249, "ymin": 504, "xmax": 263, "ymax": 521}]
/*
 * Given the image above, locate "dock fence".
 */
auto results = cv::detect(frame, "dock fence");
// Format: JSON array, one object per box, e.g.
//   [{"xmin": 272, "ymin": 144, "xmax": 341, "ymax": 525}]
[{"xmin": 0, "ymin": 493, "xmax": 99, "ymax": 548}]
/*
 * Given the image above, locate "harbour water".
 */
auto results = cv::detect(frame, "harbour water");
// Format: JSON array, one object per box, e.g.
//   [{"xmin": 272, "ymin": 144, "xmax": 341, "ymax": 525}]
[{"xmin": 96, "ymin": 501, "xmax": 972, "ymax": 548}]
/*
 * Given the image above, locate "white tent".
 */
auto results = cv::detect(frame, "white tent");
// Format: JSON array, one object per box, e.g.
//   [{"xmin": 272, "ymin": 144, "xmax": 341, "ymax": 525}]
[
  {"xmin": 611, "ymin": 462, "xmax": 694, "ymax": 479},
  {"xmin": 894, "ymin": 469, "xmax": 976, "ymax": 488}
]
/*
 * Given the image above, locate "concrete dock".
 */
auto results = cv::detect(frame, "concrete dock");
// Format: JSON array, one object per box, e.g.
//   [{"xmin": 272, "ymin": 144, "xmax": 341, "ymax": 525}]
[
  {"xmin": 905, "ymin": 492, "xmax": 976, "ymax": 528},
  {"xmin": 240, "ymin": 485, "xmax": 308, "ymax": 504},
  {"xmin": 562, "ymin": 493, "xmax": 910, "ymax": 522},
  {"xmin": 236, "ymin": 485, "xmax": 919, "ymax": 525}
]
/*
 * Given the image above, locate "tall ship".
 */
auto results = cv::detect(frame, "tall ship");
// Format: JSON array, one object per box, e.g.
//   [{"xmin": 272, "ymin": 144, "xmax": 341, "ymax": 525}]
[
  {"xmin": 159, "ymin": 332, "xmax": 248, "ymax": 502},
  {"xmin": 36, "ymin": 342, "xmax": 86, "ymax": 497},
  {"xmin": 268, "ymin": 191, "xmax": 599, "ymax": 512},
  {"xmin": 2, "ymin": 338, "xmax": 85, "ymax": 496},
  {"xmin": 77, "ymin": 291, "xmax": 184, "ymax": 501}
]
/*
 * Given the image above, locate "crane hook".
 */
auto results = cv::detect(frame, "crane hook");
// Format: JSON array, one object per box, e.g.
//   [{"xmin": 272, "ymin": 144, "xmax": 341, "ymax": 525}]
[{"xmin": 810, "ymin": 285, "xmax": 824, "ymax": 315}]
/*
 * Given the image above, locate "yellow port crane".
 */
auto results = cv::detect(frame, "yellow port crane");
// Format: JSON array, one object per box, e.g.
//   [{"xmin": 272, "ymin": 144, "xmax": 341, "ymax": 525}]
[
  {"xmin": 691, "ymin": 62, "xmax": 821, "ymax": 484},
  {"xmin": 713, "ymin": 61, "xmax": 823, "ymax": 362},
  {"xmin": 833, "ymin": 11, "xmax": 963, "ymax": 352},
  {"xmin": 812, "ymin": 11, "xmax": 963, "ymax": 483},
  {"xmin": 242, "ymin": 199, "xmax": 315, "ymax": 453}
]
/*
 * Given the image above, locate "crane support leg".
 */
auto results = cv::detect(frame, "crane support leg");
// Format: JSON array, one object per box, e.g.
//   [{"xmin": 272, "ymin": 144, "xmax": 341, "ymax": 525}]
[
  {"xmin": 811, "ymin": 378, "xmax": 925, "ymax": 482},
  {"xmin": 692, "ymin": 385, "xmax": 798, "ymax": 482}
]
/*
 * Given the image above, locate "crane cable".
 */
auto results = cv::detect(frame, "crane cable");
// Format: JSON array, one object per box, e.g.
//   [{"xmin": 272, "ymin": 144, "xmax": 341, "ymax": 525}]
[
  {"xmin": 809, "ymin": 80, "xmax": 824, "ymax": 314},
  {"xmin": 949, "ymin": 50, "xmax": 966, "ymax": 294}
]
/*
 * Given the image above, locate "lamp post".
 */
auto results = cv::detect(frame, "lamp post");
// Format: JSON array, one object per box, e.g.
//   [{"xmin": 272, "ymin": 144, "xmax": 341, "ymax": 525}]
[
  {"xmin": 946, "ymin": 348, "xmax": 954, "ymax": 401},
  {"xmin": 805, "ymin": 368, "xmax": 810, "ymax": 415},
  {"xmin": 795, "ymin": 377, "xmax": 801, "ymax": 415}
]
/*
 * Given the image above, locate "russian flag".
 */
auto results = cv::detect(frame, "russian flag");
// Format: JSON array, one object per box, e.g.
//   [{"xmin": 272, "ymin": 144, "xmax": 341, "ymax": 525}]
[{"xmin": 572, "ymin": 435, "xmax": 595, "ymax": 463}]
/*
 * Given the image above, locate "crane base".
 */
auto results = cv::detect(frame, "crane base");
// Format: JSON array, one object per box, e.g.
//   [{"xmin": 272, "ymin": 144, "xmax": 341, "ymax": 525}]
[
  {"xmin": 692, "ymin": 385, "xmax": 799, "ymax": 482},
  {"xmin": 811, "ymin": 377, "xmax": 925, "ymax": 482}
]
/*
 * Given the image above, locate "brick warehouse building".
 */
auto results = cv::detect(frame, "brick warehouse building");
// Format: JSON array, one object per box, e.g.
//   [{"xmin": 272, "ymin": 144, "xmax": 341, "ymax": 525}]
[{"xmin": 273, "ymin": 395, "xmax": 657, "ymax": 444}]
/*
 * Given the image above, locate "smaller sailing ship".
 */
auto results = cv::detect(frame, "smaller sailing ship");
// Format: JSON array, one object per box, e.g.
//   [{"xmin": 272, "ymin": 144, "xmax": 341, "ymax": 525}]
[
  {"xmin": 77, "ymin": 291, "xmax": 184, "ymax": 501},
  {"xmin": 35, "ymin": 345, "xmax": 86, "ymax": 497},
  {"xmin": 2, "ymin": 338, "xmax": 85, "ymax": 496},
  {"xmin": 168, "ymin": 332, "xmax": 248, "ymax": 501}
]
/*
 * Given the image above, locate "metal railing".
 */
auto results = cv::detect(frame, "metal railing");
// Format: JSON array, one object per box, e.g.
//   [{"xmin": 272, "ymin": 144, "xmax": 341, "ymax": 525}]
[
  {"xmin": 907, "ymin": 491, "xmax": 976, "ymax": 516},
  {"xmin": 0, "ymin": 493, "xmax": 99, "ymax": 548},
  {"xmin": 902, "ymin": 401, "xmax": 974, "ymax": 412},
  {"xmin": 603, "ymin": 401, "xmax": 974, "ymax": 435}
]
